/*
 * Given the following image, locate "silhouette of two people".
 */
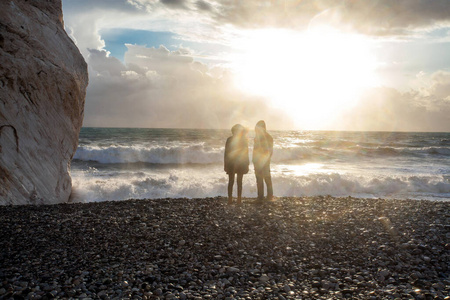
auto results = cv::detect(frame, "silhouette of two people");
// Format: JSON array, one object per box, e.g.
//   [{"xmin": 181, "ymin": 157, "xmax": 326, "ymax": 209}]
[{"xmin": 224, "ymin": 120, "xmax": 273, "ymax": 204}]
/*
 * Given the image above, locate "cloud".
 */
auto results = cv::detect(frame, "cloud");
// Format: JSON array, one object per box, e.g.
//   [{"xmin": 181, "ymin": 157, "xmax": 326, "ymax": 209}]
[
  {"xmin": 211, "ymin": 0, "xmax": 450, "ymax": 36},
  {"xmin": 160, "ymin": 0, "xmax": 187, "ymax": 9},
  {"xmin": 196, "ymin": 0, "xmax": 213, "ymax": 12},
  {"xmin": 61, "ymin": 0, "xmax": 450, "ymax": 131},
  {"xmin": 124, "ymin": 45, "xmax": 194, "ymax": 75},
  {"xmin": 88, "ymin": 49, "xmax": 126, "ymax": 76},
  {"xmin": 424, "ymin": 71, "xmax": 450, "ymax": 100},
  {"xmin": 63, "ymin": 0, "xmax": 450, "ymax": 49},
  {"xmin": 63, "ymin": 0, "xmax": 142, "ymax": 13},
  {"xmin": 310, "ymin": 0, "xmax": 450, "ymax": 36},
  {"xmin": 336, "ymin": 79, "xmax": 450, "ymax": 132},
  {"xmin": 81, "ymin": 37, "xmax": 450, "ymax": 132},
  {"xmin": 84, "ymin": 45, "xmax": 292, "ymax": 129}
]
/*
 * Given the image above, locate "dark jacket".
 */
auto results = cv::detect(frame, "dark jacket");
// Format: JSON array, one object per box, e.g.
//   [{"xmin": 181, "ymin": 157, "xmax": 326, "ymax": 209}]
[
  {"xmin": 252, "ymin": 130, "xmax": 273, "ymax": 171},
  {"xmin": 224, "ymin": 135, "xmax": 249, "ymax": 174}
]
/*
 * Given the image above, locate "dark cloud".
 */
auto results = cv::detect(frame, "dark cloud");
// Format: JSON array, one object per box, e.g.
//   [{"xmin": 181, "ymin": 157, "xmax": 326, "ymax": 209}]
[
  {"xmin": 207, "ymin": 0, "xmax": 450, "ymax": 36},
  {"xmin": 330, "ymin": 0, "xmax": 450, "ymax": 36},
  {"xmin": 63, "ymin": 0, "xmax": 450, "ymax": 38},
  {"xmin": 160, "ymin": 0, "xmax": 187, "ymax": 9},
  {"xmin": 196, "ymin": 0, "xmax": 212, "ymax": 11},
  {"xmin": 62, "ymin": 0, "xmax": 142, "ymax": 13}
]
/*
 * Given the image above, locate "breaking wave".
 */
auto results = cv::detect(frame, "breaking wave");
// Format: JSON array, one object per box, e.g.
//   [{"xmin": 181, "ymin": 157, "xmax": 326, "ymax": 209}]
[
  {"xmin": 73, "ymin": 144, "xmax": 222, "ymax": 164},
  {"xmin": 70, "ymin": 169, "xmax": 450, "ymax": 203},
  {"xmin": 73, "ymin": 144, "xmax": 450, "ymax": 165},
  {"xmin": 71, "ymin": 129, "xmax": 450, "ymax": 202}
]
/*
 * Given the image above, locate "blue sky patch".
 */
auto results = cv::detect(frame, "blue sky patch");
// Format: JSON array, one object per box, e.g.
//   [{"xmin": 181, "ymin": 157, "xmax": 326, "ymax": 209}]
[
  {"xmin": 100, "ymin": 28, "xmax": 232, "ymax": 64},
  {"xmin": 100, "ymin": 29, "xmax": 180, "ymax": 61}
]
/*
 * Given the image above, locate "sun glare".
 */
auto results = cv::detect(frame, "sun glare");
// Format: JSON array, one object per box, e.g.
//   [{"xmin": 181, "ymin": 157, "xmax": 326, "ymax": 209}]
[{"xmin": 230, "ymin": 28, "xmax": 379, "ymax": 129}]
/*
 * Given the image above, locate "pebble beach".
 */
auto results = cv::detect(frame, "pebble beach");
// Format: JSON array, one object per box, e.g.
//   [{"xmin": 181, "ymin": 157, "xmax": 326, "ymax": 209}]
[{"xmin": 0, "ymin": 197, "xmax": 449, "ymax": 299}]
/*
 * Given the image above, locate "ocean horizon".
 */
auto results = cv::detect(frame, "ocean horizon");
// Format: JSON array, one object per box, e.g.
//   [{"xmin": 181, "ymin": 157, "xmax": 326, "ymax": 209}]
[{"xmin": 70, "ymin": 127, "xmax": 450, "ymax": 202}]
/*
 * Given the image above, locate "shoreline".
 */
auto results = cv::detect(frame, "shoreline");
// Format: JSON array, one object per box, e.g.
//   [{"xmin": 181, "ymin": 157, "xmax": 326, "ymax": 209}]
[{"xmin": 1, "ymin": 196, "xmax": 449, "ymax": 299}]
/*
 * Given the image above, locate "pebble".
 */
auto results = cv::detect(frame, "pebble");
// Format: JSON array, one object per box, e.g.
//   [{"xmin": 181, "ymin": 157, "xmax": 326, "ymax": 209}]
[{"xmin": 0, "ymin": 197, "xmax": 448, "ymax": 299}]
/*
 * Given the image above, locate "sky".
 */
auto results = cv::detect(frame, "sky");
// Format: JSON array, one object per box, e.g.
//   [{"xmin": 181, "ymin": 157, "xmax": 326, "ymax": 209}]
[{"xmin": 62, "ymin": 0, "xmax": 450, "ymax": 131}]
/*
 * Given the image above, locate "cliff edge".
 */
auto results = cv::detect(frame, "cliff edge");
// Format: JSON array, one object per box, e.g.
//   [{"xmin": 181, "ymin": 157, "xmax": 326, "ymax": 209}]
[{"xmin": 0, "ymin": 0, "xmax": 88, "ymax": 204}]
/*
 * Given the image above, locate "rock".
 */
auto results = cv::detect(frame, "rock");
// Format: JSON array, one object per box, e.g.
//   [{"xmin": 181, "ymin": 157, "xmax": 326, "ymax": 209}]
[
  {"xmin": 259, "ymin": 275, "xmax": 270, "ymax": 283},
  {"xmin": 227, "ymin": 267, "xmax": 239, "ymax": 274},
  {"xmin": 97, "ymin": 290, "xmax": 107, "ymax": 299},
  {"xmin": 0, "ymin": 0, "xmax": 88, "ymax": 205},
  {"xmin": 154, "ymin": 288, "xmax": 163, "ymax": 296},
  {"xmin": 321, "ymin": 280, "xmax": 332, "ymax": 290},
  {"xmin": 379, "ymin": 269, "xmax": 390, "ymax": 278}
]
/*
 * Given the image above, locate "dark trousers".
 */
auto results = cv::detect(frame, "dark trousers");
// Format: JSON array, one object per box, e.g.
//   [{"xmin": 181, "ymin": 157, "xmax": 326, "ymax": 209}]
[{"xmin": 255, "ymin": 165, "xmax": 273, "ymax": 200}]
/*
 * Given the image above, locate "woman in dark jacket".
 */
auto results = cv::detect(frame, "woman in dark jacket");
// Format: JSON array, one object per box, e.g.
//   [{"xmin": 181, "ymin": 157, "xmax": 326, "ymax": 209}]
[{"xmin": 224, "ymin": 124, "xmax": 249, "ymax": 205}]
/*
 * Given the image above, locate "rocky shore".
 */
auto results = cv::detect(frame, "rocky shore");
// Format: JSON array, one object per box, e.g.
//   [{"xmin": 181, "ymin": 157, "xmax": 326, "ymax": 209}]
[{"xmin": 0, "ymin": 197, "xmax": 449, "ymax": 299}]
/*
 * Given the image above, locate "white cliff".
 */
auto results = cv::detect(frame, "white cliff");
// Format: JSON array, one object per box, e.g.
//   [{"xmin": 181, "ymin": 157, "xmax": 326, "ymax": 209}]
[{"xmin": 0, "ymin": 0, "xmax": 88, "ymax": 204}]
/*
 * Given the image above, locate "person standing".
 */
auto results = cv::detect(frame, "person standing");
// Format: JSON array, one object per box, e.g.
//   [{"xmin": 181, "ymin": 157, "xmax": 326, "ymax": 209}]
[
  {"xmin": 252, "ymin": 120, "xmax": 273, "ymax": 202},
  {"xmin": 224, "ymin": 124, "xmax": 249, "ymax": 205}
]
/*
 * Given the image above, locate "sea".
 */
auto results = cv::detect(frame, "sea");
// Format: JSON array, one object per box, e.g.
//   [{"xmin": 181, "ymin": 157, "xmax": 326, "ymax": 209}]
[{"xmin": 70, "ymin": 128, "xmax": 450, "ymax": 202}]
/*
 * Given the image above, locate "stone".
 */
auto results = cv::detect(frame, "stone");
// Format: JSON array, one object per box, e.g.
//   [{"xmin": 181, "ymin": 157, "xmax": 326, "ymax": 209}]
[
  {"xmin": 97, "ymin": 290, "xmax": 107, "ymax": 299},
  {"xmin": 321, "ymin": 280, "xmax": 332, "ymax": 290},
  {"xmin": 0, "ymin": 0, "xmax": 88, "ymax": 205},
  {"xmin": 379, "ymin": 270, "xmax": 390, "ymax": 278},
  {"xmin": 227, "ymin": 267, "xmax": 239, "ymax": 273},
  {"xmin": 154, "ymin": 288, "xmax": 163, "ymax": 296}
]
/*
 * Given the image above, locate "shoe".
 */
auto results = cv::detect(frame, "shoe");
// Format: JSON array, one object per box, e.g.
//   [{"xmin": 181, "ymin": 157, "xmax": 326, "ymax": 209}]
[
  {"xmin": 267, "ymin": 196, "xmax": 276, "ymax": 201},
  {"xmin": 252, "ymin": 198, "xmax": 264, "ymax": 204}
]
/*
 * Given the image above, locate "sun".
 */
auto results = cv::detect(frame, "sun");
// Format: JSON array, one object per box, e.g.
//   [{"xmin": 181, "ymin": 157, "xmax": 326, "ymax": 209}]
[{"xmin": 230, "ymin": 27, "xmax": 379, "ymax": 129}]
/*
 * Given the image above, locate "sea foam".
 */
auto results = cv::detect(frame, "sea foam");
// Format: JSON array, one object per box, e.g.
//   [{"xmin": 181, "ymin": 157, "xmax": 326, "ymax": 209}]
[
  {"xmin": 70, "ymin": 167, "xmax": 450, "ymax": 203},
  {"xmin": 73, "ymin": 144, "xmax": 222, "ymax": 164},
  {"xmin": 73, "ymin": 144, "xmax": 450, "ymax": 165}
]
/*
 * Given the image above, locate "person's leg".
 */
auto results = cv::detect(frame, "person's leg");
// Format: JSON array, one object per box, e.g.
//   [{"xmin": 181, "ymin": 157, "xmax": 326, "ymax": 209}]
[
  {"xmin": 255, "ymin": 170, "xmax": 264, "ymax": 201},
  {"xmin": 265, "ymin": 173, "xmax": 273, "ymax": 200},
  {"xmin": 237, "ymin": 173, "xmax": 244, "ymax": 205},
  {"xmin": 228, "ymin": 173, "xmax": 235, "ymax": 204}
]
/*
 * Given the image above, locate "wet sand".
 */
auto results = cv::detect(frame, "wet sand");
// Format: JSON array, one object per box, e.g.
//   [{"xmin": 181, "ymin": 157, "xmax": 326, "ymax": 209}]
[{"xmin": 0, "ymin": 197, "xmax": 449, "ymax": 299}]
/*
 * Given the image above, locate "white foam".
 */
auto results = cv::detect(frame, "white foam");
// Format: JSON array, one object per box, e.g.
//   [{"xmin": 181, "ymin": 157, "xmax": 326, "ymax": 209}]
[
  {"xmin": 73, "ymin": 144, "xmax": 222, "ymax": 164},
  {"xmin": 272, "ymin": 173, "xmax": 450, "ymax": 199},
  {"xmin": 70, "ymin": 166, "xmax": 450, "ymax": 202},
  {"xmin": 73, "ymin": 143, "xmax": 450, "ymax": 167}
]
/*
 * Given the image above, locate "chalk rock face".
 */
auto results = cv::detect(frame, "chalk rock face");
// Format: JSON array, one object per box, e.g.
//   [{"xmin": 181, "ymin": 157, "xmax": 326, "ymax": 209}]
[{"xmin": 0, "ymin": 0, "xmax": 88, "ymax": 205}]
